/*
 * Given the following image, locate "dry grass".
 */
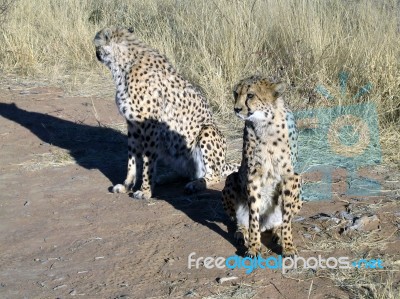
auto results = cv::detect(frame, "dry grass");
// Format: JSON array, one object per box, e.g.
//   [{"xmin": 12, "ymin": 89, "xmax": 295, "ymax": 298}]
[
  {"xmin": 203, "ymin": 284, "xmax": 256, "ymax": 299},
  {"xmin": 17, "ymin": 148, "xmax": 75, "ymax": 171},
  {"xmin": 287, "ymin": 197, "xmax": 400, "ymax": 298},
  {"xmin": 2, "ymin": 0, "xmax": 398, "ymax": 164},
  {"xmin": 1, "ymin": 0, "xmax": 399, "ymax": 121}
]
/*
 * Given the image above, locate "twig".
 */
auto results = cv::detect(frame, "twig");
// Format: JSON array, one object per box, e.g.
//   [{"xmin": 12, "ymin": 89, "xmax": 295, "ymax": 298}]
[
  {"xmin": 91, "ymin": 97, "xmax": 102, "ymax": 126},
  {"xmin": 307, "ymin": 280, "xmax": 313, "ymax": 299},
  {"xmin": 270, "ymin": 281, "xmax": 288, "ymax": 299}
]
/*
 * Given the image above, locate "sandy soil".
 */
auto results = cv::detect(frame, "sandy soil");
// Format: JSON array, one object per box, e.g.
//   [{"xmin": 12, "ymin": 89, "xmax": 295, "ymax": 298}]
[{"xmin": 0, "ymin": 85, "xmax": 398, "ymax": 299}]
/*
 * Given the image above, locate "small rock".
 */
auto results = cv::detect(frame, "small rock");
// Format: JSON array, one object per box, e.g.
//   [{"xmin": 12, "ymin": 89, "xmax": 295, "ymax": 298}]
[
  {"xmin": 338, "ymin": 211, "xmax": 354, "ymax": 220},
  {"xmin": 185, "ymin": 290, "xmax": 197, "ymax": 297},
  {"xmin": 311, "ymin": 225, "xmax": 321, "ymax": 233},
  {"xmin": 342, "ymin": 215, "xmax": 380, "ymax": 234},
  {"xmin": 69, "ymin": 289, "xmax": 77, "ymax": 296},
  {"xmin": 94, "ymin": 256, "xmax": 105, "ymax": 260},
  {"xmin": 310, "ymin": 213, "xmax": 332, "ymax": 221},
  {"xmin": 38, "ymin": 282, "xmax": 46, "ymax": 288},
  {"xmin": 216, "ymin": 276, "xmax": 238, "ymax": 284},
  {"xmin": 293, "ymin": 216, "xmax": 305, "ymax": 222},
  {"xmin": 310, "ymin": 213, "xmax": 340, "ymax": 224}
]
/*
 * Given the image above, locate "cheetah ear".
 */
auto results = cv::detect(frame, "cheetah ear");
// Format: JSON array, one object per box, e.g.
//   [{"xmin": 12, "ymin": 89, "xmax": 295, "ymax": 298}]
[
  {"xmin": 273, "ymin": 82, "xmax": 286, "ymax": 97},
  {"xmin": 94, "ymin": 27, "xmax": 113, "ymax": 46}
]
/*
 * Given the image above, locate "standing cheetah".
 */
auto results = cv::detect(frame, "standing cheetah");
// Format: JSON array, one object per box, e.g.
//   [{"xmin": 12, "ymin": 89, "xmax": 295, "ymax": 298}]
[
  {"xmin": 222, "ymin": 76, "xmax": 302, "ymax": 257},
  {"xmin": 94, "ymin": 27, "xmax": 235, "ymax": 199}
]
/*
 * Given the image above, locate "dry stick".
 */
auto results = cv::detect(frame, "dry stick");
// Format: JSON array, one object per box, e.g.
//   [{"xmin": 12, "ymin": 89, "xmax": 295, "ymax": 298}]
[
  {"xmin": 270, "ymin": 281, "xmax": 288, "ymax": 299},
  {"xmin": 91, "ymin": 97, "xmax": 102, "ymax": 126},
  {"xmin": 307, "ymin": 280, "xmax": 314, "ymax": 299}
]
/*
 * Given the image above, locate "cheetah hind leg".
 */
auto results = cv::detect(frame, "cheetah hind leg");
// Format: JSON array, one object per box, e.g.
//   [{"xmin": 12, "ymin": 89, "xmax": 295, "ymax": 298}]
[
  {"xmin": 221, "ymin": 172, "xmax": 239, "ymax": 221},
  {"xmin": 184, "ymin": 124, "xmax": 226, "ymax": 193}
]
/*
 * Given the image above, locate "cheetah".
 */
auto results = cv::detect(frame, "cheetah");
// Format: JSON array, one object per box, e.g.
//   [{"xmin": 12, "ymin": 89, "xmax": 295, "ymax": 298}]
[
  {"xmin": 221, "ymin": 76, "xmax": 302, "ymax": 257},
  {"xmin": 94, "ymin": 27, "xmax": 235, "ymax": 199}
]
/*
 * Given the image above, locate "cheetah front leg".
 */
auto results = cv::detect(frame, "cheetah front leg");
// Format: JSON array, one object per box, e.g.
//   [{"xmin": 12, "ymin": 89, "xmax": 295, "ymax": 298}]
[
  {"xmin": 185, "ymin": 125, "xmax": 226, "ymax": 193},
  {"xmin": 246, "ymin": 173, "xmax": 264, "ymax": 257},
  {"xmin": 280, "ymin": 174, "xmax": 302, "ymax": 257},
  {"xmin": 132, "ymin": 150, "xmax": 157, "ymax": 200},
  {"xmin": 113, "ymin": 121, "xmax": 143, "ymax": 194}
]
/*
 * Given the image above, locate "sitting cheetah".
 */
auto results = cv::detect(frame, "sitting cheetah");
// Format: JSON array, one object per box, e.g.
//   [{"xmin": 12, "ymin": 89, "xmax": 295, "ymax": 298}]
[
  {"xmin": 222, "ymin": 76, "xmax": 302, "ymax": 257},
  {"xmin": 94, "ymin": 27, "xmax": 235, "ymax": 199}
]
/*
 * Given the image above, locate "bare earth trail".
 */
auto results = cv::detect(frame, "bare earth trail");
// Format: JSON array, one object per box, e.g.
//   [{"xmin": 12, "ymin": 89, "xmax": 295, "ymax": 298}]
[{"xmin": 0, "ymin": 86, "xmax": 398, "ymax": 299}]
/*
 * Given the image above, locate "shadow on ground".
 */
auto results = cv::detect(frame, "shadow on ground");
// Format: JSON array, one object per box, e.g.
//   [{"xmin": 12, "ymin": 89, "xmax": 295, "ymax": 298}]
[
  {"xmin": 0, "ymin": 102, "xmax": 238, "ymax": 247},
  {"xmin": 0, "ymin": 102, "xmax": 127, "ymax": 184}
]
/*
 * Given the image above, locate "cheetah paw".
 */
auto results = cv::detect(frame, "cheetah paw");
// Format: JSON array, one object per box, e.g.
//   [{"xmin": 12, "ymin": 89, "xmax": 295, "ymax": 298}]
[
  {"xmin": 246, "ymin": 245, "xmax": 270, "ymax": 258},
  {"xmin": 184, "ymin": 179, "xmax": 206, "ymax": 194},
  {"xmin": 245, "ymin": 248, "xmax": 260, "ymax": 258},
  {"xmin": 271, "ymin": 234, "xmax": 280, "ymax": 244},
  {"xmin": 234, "ymin": 230, "xmax": 248, "ymax": 246},
  {"xmin": 282, "ymin": 245, "xmax": 298, "ymax": 258},
  {"xmin": 133, "ymin": 190, "xmax": 151, "ymax": 200},
  {"xmin": 112, "ymin": 184, "xmax": 128, "ymax": 193}
]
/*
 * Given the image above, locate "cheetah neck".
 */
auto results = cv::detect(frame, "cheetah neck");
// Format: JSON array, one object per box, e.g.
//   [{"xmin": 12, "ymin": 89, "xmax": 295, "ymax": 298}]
[
  {"xmin": 110, "ymin": 43, "xmax": 153, "ymax": 86},
  {"xmin": 251, "ymin": 103, "xmax": 287, "ymax": 141},
  {"xmin": 250, "ymin": 117, "xmax": 286, "ymax": 144},
  {"xmin": 243, "ymin": 103, "xmax": 291, "ymax": 171}
]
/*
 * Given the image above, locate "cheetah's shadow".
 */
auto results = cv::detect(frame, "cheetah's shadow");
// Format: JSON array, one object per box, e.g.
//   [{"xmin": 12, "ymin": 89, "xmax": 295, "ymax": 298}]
[{"xmin": 0, "ymin": 103, "xmax": 239, "ymax": 247}]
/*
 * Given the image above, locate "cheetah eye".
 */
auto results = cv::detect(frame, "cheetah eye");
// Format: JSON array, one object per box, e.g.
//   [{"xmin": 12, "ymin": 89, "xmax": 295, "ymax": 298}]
[
  {"xmin": 247, "ymin": 93, "xmax": 254, "ymax": 100},
  {"xmin": 233, "ymin": 91, "xmax": 238, "ymax": 100}
]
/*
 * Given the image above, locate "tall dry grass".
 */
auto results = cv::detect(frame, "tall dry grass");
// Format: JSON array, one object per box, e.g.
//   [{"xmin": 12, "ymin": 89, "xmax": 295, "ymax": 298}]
[{"xmin": 0, "ymin": 0, "xmax": 399, "ymax": 164}]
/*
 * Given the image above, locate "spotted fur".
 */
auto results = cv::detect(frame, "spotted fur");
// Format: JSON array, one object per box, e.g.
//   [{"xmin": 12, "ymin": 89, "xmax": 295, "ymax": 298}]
[
  {"xmin": 94, "ymin": 27, "xmax": 236, "ymax": 199},
  {"xmin": 222, "ymin": 76, "xmax": 302, "ymax": 257}
]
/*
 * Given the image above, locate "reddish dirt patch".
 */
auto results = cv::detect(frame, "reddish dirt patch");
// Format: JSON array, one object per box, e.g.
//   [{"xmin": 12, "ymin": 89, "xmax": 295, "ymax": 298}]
[{"xmin": 0, "ymin": 86, "xmax": 398, "ymax": 298}]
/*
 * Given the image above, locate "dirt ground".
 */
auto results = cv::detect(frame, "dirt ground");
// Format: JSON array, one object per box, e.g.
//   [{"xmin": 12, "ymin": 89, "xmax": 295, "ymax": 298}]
[{"xmin": 0, "ymin": 85, "xmax": 399, "ymax": 299}]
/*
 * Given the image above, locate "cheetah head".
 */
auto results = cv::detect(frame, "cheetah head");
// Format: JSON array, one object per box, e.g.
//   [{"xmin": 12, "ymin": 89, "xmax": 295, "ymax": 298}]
[
  {"xmin": 232, "ymin": 76, "xmax": 286, "ymax": 123},
  {"xmin": 93, "ymin": 27, "xmax": 134, "ymax": 69}
]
